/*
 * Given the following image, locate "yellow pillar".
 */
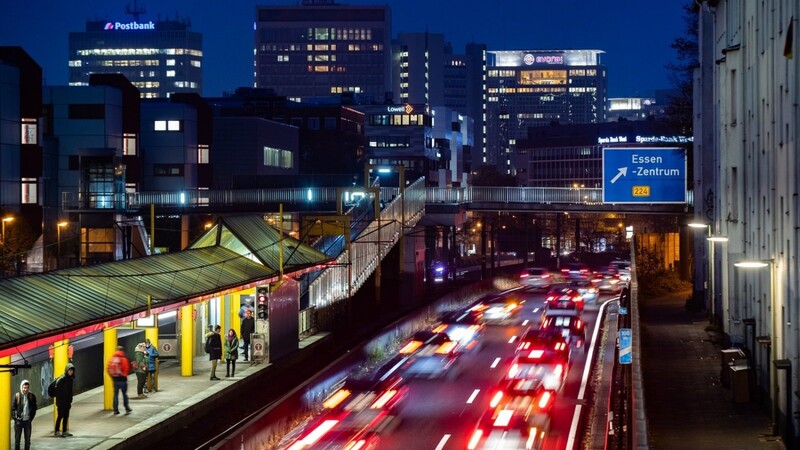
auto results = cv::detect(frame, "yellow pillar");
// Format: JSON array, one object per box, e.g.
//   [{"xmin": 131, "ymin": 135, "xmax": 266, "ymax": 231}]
[
  {"xmin": 0, "ymin": 355, "xmax": 10, "ymax": 450},
  {"xmin": 181, "ymin": 304, "xmax": 194, "ymax": 376},
  {"xmin": 230, "ymin": 293, "xmax": 242, "ymax": 338},
  {"xmin": 103, "ymin": 328, "xmax": 117, "ymax": 410},
  {"xmin": 145, "ymin": 327, "xmax": 159, "ymax": 390},
  {"xmin": 219, "ymin": 297, "xmax": 227, "ymax": 360},
  {"xmin": 52, "ymin": 339, "xmax": 69, "ymax": 425}
]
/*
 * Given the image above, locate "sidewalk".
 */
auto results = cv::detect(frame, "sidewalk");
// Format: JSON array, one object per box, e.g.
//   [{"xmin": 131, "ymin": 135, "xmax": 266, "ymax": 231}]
[{"xmin": 640, "ymin": 290, "xmax": 785, "ymax": 450}]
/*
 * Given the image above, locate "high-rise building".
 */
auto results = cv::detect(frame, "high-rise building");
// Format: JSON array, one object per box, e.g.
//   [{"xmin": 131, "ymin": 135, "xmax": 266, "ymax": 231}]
[
  {"xmin": 69, "ymin": 14, "xmax": 202, "ymax": 99},
  {"xmin": 485, "ymin": 50, "xmax": 607, "ymax": 174},
  {"xmin": 254, "ymin": 1, "xmax": 391, "ymax": 103}
]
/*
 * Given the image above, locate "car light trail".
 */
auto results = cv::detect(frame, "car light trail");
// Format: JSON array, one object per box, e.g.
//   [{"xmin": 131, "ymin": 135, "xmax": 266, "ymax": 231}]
[{"xmin": 466, "ymin": 389, "xmax": 480, "ymax": 404}]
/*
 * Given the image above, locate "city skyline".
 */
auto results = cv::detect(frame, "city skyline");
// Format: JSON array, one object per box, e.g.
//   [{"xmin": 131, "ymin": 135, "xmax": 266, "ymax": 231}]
[{"xmin": 0, "ymin": 0, "xmax": 688, "ymax": 99}]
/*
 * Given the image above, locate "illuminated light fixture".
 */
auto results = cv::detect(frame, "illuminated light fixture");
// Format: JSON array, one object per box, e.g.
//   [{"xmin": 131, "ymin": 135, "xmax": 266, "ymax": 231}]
[
  {"xmin": 322, "ymin": 389, "xmax": 351, "ymax": 409},
  {"xmin": 370, "ymin": 390, "xmax": 397, "ymax": 409},
  {"xmin": 377, "ymin": 168, "xmax": 391, "ymax": 173},
  {"xmin": 707, "ymin": 236, "xmax": 729, "ymax": 242},
  {"xmin": 734, "ymin": 260, "xmax": 769, "ymax": 268},
  {"xmin": 307, "ymin": 189, "xmax": 313, "ymax": 201},
  {"xmin": 687, "ymin": 222, "xmax": 708, "ymax": 228},
  {"xmin": 493, "ymin": 409, "xmax": 513, "ymax": 427}
]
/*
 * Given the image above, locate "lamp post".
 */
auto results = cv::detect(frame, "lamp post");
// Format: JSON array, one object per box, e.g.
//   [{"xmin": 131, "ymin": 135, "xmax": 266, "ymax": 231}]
[
  {"xmin": 734, "ymin": 259, "xmax": 777, "ymax": 435},
  {"xmin": 57, "ymin": 221, "xmax": 68, "ymax": 270},
  {"xmin": 1, "ymin": 216, "xmax": 14, "ymax": 277}
]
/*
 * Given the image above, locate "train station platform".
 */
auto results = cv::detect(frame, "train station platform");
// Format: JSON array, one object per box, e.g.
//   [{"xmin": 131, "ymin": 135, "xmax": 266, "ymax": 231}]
[{"xmin": 7, "ymin": 334, "xmax": 328, "ymax": 450}]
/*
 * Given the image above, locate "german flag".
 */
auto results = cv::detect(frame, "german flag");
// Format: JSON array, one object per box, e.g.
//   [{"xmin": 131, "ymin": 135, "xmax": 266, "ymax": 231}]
[{"xmin": 785, "ymin": 16, "xmax": 794, "ymax": 59}]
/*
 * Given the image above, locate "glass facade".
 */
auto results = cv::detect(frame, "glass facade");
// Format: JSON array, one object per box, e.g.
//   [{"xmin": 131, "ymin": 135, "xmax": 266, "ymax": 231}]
[{"xmin": 68, "ymin": 19, "xmax": 203, "ymax": 98}]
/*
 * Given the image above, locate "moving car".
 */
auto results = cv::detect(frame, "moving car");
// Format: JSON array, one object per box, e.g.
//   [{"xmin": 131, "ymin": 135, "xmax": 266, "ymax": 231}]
[
  {"xmin": 545, "ymin": 287, "xmax": 584, "ymax": 312},
  {"xmin": 541, "ymin": 310, "xmax": 586, "ymax": 350},
  {"xmin": 592, "ymin": 268, "xmax": 624, "ymax": 293},
  {"xmin": 501, "ymin": 353, "xmax": 568, "ymax": 393},
  {"xmin": 569, "ymin": 279, "xmax": 599, "ymax": 303},
  {"xmin": 610, "ymin": 260, "xmax": 631, "ymax": 282},
  {"xmin": 284, "ymin": 375, "xmax": 408, "ymax": 450},
  {"xmin": 560, "ymin": 262, "xmax": 591, "ymax": 280},
  {"xmin": 467, "ymin": 384, "xmax": 554, "ymax": 450},
  {"xmin": 434, "ymin": 309, "xmax": 485, "ymax": 352},
  {"xmin": 519, "ymin": 267, "xmax": 555, "ymax": 289},
  {"xmin": 515, "ymin": 328, "xmax": 570, "ymax": 364},
  {"xmin": 471, "ymin": 296, "xmax": 523, "ymax": 324},
  {"xmin": 398, "ymin": 331, "xmax": 459, "ymax": 379}
]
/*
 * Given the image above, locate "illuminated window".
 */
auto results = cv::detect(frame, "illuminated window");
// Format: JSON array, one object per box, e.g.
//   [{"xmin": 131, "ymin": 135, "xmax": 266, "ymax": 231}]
[
  {"xmin": 21, "ymin": 178, "xmax": 37, "ymax": 204},
  {"xmin": 154, "ymin": 121, "xmax": 167, "ymax": 131},
  {"xmin": 168, "ymin": 120, "xmax": 181, "ymax": 131},
  {"xmin": 263, "ymin": 146, "xmax": 293, "ymax": 168},
  {"xmin": 191, "ymin": 60, "xmax": 200, "ymax": 67},
  {"xmin": 198, "ymin": 144, "xmax": 209, "ymax": 164},
  {"xmin": 21, "ymin": 118, "xmax": 37, "ymax": 145},
  {"xmin": 123, "ymin": 133, "xmax": 137, "ymax": 156},
  {"xmin": 166, "ymin": 70, "xmax": 176, "ymax": 77},
  {"xmin": 166, "ymin": 59, "xmax": 176, "ymax": 66},
  {"xmin": 153, "ymin": 164, "xmax": 183, "ymax": 176}
]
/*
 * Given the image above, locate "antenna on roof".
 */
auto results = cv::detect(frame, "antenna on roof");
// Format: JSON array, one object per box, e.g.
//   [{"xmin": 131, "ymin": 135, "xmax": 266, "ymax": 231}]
[{"xmin": 125, "ymin": 0, "xmax": 146, "ymax": 21}]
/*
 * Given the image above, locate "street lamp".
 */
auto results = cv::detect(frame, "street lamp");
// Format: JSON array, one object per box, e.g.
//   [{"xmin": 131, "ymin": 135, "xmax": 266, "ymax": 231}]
[
  {"xmin": 1, "ymin": 216, "xmax": 14, "ymax": 277},
  {"xmin": 57, "ymin": 221, "xmax": 68, "ymax": 270},
  {"xmin": 733, "ymin": 259, "xmax": 778, "ymax": 435}
]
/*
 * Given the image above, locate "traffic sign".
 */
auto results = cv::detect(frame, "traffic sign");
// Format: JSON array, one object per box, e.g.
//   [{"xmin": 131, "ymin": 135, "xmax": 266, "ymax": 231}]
[
  {"xmin": 603, "ymin": 147, "xmax": 686, "ymax": 204},
  {"xmin": 618, "ymin": 328, "xmax": 632, "ymax": 364},
  {"xmin": 619, "ymin": 306, "xmax": 628, "ymax": 315}
]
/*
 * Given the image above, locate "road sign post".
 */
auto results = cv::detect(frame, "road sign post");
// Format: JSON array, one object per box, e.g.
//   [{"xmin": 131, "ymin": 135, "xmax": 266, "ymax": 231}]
[
  {"xmin": 619, "ymin": 328, "xmax": 632, "ymax": 364},
  {"xmin": 603, "ymin": 147, "xmax": 687, "ymax": 204}
]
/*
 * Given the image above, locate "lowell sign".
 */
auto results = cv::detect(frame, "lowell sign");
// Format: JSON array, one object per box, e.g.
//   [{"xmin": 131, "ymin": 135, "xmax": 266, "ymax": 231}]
[{"xmin": 602, "ymin": 147, "xmax": 686, "ymax": 204}]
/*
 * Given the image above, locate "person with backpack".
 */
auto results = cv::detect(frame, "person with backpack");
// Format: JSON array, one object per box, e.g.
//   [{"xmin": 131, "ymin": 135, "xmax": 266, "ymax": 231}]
[
  {"xmin": 133, "ymin": 342, "xmax": 148, "ymax": 398},
  {"xmin": 11, "ymin": 379, "xmax": 37, "ymax": 450},
  {"xmin": 205, "ymin": 325, "xmax": 222, "ymax": 380},
  {"xmin": 107, "ymin": 346, "xmax": 132, "ymax": 415},
  {"xmin": 52, "ymin": 363, "xmax": 75, "ymax": 437},
  {"xmin": 143, "ymin": 338, "xmax": 159, "ymax": 393}
]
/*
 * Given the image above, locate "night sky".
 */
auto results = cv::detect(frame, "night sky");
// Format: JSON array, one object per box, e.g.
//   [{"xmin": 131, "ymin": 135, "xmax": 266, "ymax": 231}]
[{"xmin": 0, "ymin": 0, "xmax": 689, "ymax": 98}]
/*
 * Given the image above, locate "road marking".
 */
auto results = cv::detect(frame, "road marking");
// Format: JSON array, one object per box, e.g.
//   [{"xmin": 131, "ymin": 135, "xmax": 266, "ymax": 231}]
[
  {"xmin": 466, "ymin": 389, "xmax": 480, "ymax": 404},
  {"xmin": 522, "ymin": 319, "xmax": 529, "ymax": 326},
  {"xmin": 490, "ymin": 357, "xmax": 501, "ymax": 368},
  {"xmin": 435, "ymin": 434, "xmax": 451, "ymax": 450},
  {"xmin": 566, "ymin": 404, "xmax": 583, "ymax": 449},
  {"xmin": 508, "ymin": 336, "xmax": 517, "ymax": 344}
]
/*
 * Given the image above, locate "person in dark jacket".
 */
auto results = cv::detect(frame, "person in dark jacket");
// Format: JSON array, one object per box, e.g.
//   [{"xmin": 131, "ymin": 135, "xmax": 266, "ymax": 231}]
[
  {"xmin": 240, "ymin": 308, "xmax": 255, "ymax": 362},
  {"xmin": 12, "ymin": 379, "xmax": 37, "ymax": 450},
  {"xmin": 206, "ymin": 325, "xmax": 223, "ymax": 380},
  {"xmin": 224, "ymin": 328, "xmax": 239, "ymax": 377},
  {"xmin": 133, "ymin": 342, "xmax": 148, "ymax": 398},
  {"xmin": 143, "ymin": 338, "xmax": 159, "ymax": 393},
  {"xmin": 54, "ymin": 363, "xmax": 75, "ymax": 437}
]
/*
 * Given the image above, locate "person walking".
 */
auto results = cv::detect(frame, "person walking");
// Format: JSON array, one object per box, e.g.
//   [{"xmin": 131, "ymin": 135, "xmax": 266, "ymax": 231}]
[
  {"xmin": 53, "ymin": 363, "xmax": 75, "ymax": 437},
  {"xmin": 240, "ymin": 308, "xmax": 255, "ymax": 362},
  {"xmin": 11, "ymin": 379, "xmax": 37, "ymax": 450},
  {"xmin": 206, "ymin": 325, "xmax": 222, "ymax": 380},
  {"xmin": 143, "ymin": 338, "xmax": 159, "ymax": 393},
  {"xmin": 133, "ymin": 342, "xmax": 148, "ymax": 398},
  {"xmin": 224, "ymin": 328, "xmax": 240, "ymax": 377},
  {"xmin": 107, "ymin": 346, "xmax": 132, "ymax": 415}
]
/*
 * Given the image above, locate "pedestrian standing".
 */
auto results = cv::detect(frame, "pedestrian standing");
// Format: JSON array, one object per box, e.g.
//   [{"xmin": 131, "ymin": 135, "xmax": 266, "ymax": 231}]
[
  {"xmin": 206, "ymin": 325, "xmax": 222, "ymax": 380},
  {"xmin": 143, "ymin": 338, "xmax": 159, "ymax": 393},
  {"xmin": 133, "ymin": 342, "xmax": 148, "ymax": 398},
  {"xmin": 224, "ymin": 328, "xmax": 239, "ymax": 377},
  {"xmin": 11, "ymin": 379, "xmax": 37, "ymax": 450},
  {"xmin": 107, "ymin": 346, "xmax": 132, "ymax": 415},
  {"xmin": 53, "ymin": 363, "xmax": 75, "ymax": 437},
  {"xmin": 240, "ymin": 308, "xmax": 255, "ymax": 362}
]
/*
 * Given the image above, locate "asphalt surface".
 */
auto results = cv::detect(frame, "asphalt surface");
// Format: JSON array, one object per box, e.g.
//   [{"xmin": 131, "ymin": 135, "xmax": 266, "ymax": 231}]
[{"xmin": 640, "ymin": 290, "xmax": 786, "ymax": 450}]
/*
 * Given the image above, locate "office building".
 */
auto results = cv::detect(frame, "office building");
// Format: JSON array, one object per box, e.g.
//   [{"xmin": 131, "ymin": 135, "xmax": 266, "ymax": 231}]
[
  {"xmin": 485, "ymin": 49, "xmax": 607, "ymax": 174},
  {"xmin": 254, "ymin": 1, "xmax": 392, "ymax": 103},
  {"xmin": 69, "ymin": 16, "xmax": 202, "ymax": 99}
]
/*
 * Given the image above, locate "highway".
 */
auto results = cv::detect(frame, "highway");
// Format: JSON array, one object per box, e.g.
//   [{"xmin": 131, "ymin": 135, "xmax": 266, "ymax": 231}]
[{"xmin": 278, "ymin": 284, "xmax": 617, "ymax": 450}]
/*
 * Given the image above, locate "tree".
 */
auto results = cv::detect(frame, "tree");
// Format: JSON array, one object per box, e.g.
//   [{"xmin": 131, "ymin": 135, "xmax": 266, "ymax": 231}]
[{"xmin": 663, "ymin": 2, "xmax": 698, "ymax": 135}]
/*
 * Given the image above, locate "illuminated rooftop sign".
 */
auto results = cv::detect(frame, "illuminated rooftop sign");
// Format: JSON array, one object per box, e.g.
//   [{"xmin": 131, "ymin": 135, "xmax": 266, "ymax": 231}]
[
  {"xmin": 104, "ymin": 21, "xmax": 156, "ymax": 31},
  {"xmin": 597, "ymin": 135, "xmax": 694, "ymax": 145}
]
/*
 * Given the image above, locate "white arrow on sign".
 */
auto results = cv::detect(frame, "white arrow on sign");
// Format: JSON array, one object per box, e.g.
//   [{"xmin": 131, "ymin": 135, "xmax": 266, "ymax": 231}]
[{"xmin": 610, "ymin": 167, "xmax": 628, "ymax": 184}]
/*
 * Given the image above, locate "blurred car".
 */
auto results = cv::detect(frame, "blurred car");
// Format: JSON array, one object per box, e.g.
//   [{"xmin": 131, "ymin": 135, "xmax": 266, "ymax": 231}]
[
  {"xmin": 399, "ymin": 331, "xmax": 459, "ymax": 379},
  {"xmin": 434, "ymin": 310, "xmax": 485, "ymax": 352},
  {"xmin": 467, "ymin": 384, "xmax": 554, "ymax": 450},
  {"xmin": 285, "ymin": 376, "xmax": 408, "ymax": 450},
  {"xmin": 471, "ymin": 296, "xmax": 523, "ymax": 324},
  {"xmin": 610, "ymin": 260, "xmax": 631, "ymax": 282},
  {"xmin": 519, "ymin": 267, "xmax": 555, "ymax": 289},
  {"xmin": 569, "ymin": 280, "xmax": 599, "ymax": 303},
  {"xmin": 559, "ymin": 262, "xmax": 591, "ymax": 280},
  {"xmin": 591, "ymin": 269, "xmax": 624, "ymax": 293},
  {"xmin": 502, "ymin": 353, "xmax": 568, "ymax": 393},
  {"xmin": 545, "ymin": 287, "xmax": 584, "ymax": 312},
  {"xmin": 541, "ymin": 311, "xmax": 586, "ymax": 350},
  {"xmin": 515, "ymin": 328, "xmax": 570, "ymax": 363}
]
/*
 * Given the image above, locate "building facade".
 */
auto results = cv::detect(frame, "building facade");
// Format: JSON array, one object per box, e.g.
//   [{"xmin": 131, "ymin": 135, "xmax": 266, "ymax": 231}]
[
  {"xmin": 254, "ymin": 1, "xmax": 392, "ymax": 103},
  {"xmin": 485, "ymin": 49, "xmax": 607, "ymax": 174},
  {"xmin": 69, "ymin": 17, "xmax": 202, "ymax": 99},
  {"xmin": 696, "ymin": 0, "xmax": 799, "ymax": 444}
]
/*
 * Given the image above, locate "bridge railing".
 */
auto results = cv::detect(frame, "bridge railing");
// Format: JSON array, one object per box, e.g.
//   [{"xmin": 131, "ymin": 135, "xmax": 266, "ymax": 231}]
[
  {"xmin": 307, "ymin": 177, "xmax": 426, "ymax": 309},
  {"xmin": 426, "ymin": 186, "xmax": 604, "ymax": 204}
]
